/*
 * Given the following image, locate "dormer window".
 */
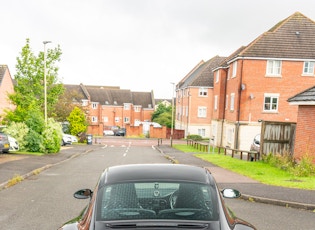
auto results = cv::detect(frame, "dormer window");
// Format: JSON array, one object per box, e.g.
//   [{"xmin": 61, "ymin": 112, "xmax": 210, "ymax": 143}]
[
  {"xmin": 105, "ymin": 101, "xmax": 109, "ymax": 105},
  {"xmin": 114, "ymin": 101, "xmax": 117, "ymax": 105},
  {"xmin": 82, "ymin": 100, "xmax": 88, "ymax": 106},
  {"xmin": 124, "ymin": 103, "xmax": 131, "ymax": 110}
]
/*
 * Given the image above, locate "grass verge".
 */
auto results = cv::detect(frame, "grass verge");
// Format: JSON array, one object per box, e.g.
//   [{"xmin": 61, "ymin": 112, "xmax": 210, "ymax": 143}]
[{"xmin": 173, "ymin": 144, "xmax": 315, "ymax": 190}]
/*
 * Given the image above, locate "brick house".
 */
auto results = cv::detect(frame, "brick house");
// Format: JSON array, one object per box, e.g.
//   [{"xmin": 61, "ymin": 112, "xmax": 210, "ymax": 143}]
[
  {"xmin": 64, "ymin": 84, "xmax": 155, "ymax": 136},
  {"xmin": 175, "ymin": 56, "xmax": 226, "ymax": 137},
  {"xmin": 211, "ymin": 12, "xmax": 315, "ymax": 151},
  {"xmin": 288, "ymin": 86, "xmax": 315, "ymax": 160},
  {"xmin": 0, "ymin": 65, "xmax": 15, "ymax": 119}
]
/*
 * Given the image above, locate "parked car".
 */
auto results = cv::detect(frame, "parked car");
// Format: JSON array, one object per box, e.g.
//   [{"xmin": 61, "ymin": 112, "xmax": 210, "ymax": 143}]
[
  {"xmin": 250, "ymin": 134, "xmax": 260, "ymax": 153},
  {"xmin": 0, "ymin": 132, "xmax": 10, "ymax": 153},
  {"xmin": 114, "ymin": 128, "xmax": 126, "ymax": 136},
  {"xmin": 59, "ymin": 164, "xmax": 256, "ymax": 230},
  {"xmin": 62, "ymin": 134, "xmax": 72, "ymax": 146},
  {"xmin": 8, "ymin": 135, "xmax": 19, "ymax": 152},
  {"xmin": 103, "ymin": 130, "xmax": 115, "ymax": 136}
]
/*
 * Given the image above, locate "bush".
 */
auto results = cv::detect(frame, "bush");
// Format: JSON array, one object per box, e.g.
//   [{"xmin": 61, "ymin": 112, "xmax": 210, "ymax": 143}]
[
  {"xmin": 262, "ymin": 152, "xmax": 315, "ymax": 177},
  {"xmin": 186, "ymin": 134, "xmax": 202, "ymax": 141},
  {"xmin": 3, "ymin": 122, "xmax": 29, "ymax": 151},
  {"xmin": 42, "ymin": 118, "xmax": 62, "ymax": 153}
]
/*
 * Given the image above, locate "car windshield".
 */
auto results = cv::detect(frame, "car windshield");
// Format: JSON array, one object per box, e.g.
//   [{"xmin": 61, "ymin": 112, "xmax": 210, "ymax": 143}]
[{"xmin": 96, "ymin": 181, "xmax": 218, "ymax": 221}]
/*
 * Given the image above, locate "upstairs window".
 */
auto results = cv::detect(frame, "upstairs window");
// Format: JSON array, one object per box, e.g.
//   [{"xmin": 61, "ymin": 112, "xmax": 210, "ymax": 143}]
[
  {"xmin": 266, "ymin": 60, "xmax": 281, "ymax": 76},
  {"xmin": 214, "ymin": 95, "xmax": 218, "ymax": 110},
  {"xmin": 303, "ymin": 61, "xmax": 314, "ymax": 75},
  {"xmin": 198, "ymin": 107, "xmax": 207, "ymax": 118},
  {"xmin": 124, "ymin": 103, "xmax": 131, "ymax": 110},
  {"xmin": 92, "ymin": 102, "xmax": 98, "ymax": 109},
  {"xmin": 232, "ymin": 61, "xmax": 237, "ymax": 78},
  {"xmin": 230, "ymin": 93, "xmax": 235, "ymax": 111},
  {"xmin": 215, "ymin": 71, "xmax": 220, "ymax": 83},
  {"xmin": 264, "ymin": 93, "xmax": 279, "ymax": 112},
  {"xmin": 134, "ymin": 106, "xmax": 141, "ymax": 112},
  {"xmin": 199, "ymin": 88, "xmax": 208, "ymax": 97},
  {"xmin": 82, "ymin": 100, "xmax": 88, "ymax": 106}
]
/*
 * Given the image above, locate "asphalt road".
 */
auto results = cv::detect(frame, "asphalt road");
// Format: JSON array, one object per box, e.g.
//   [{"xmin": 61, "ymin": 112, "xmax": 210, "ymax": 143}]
[{"xmin": 0, "ymin": 143, "xmax": 314, "ymax": 230}]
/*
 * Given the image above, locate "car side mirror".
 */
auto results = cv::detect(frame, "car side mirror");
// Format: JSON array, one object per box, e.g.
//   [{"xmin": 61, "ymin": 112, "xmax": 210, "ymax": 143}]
[
  {"xmin": 74, "ymin": 189, "xmax": 93, "ymax": 199},
  {"xmin": 221, "ymin": 189, "xmax": 241, "ymax": 198}
]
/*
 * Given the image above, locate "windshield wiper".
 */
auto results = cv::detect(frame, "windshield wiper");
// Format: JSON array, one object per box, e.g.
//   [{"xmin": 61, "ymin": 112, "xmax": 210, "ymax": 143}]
[{"xmin": 105, "ymin": 222, "xmax": 209, "ymax": 229}]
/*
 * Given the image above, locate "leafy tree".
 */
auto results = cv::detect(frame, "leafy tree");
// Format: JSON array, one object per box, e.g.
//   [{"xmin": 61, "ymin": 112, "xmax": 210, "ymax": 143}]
[
  {"xmin": 53, "ymin": 89, "xmax": 85, "ymax": 122},
  {"xmin": 67, "ymin": 106, "xmax": 88, "ymax": 136},
  {"xmin": 151, "ymin": 103, "xmax": 174, "ymax": 128},
  {"xmin": 8, "ymin": 38, "xmax": 64, "ymax": 121}
]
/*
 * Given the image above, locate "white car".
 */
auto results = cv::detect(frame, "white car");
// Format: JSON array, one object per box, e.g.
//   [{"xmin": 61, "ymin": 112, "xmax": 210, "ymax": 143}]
[
  {"xmin": 103, "ymin": 130, "xmax": 114, "ymax": 136},
  {"xmin": 8, "ymin": 135, "xmax": 19, "ymax": 151}
]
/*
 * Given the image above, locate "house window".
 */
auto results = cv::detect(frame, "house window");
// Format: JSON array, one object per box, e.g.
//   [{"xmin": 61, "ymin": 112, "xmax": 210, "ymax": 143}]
[
  {"xmin": 303, "ymin": 61, "xmax": 314, "ymax": 75},
  {"xmin": 124, "ymin": 117, "xmax": 130, "ymax": 123},
  {"xmin": 214, "ymin": 95, "xmax": 218, "ymax": 110},
  {"xmin": 230, "ymin": 93, "xmax": 235, "ymax": 111},
  {"xmin": 225, "ymin": 95, "xmax": 229, "ymax": 110},
  {"xmin": 199, "ymin": 88, "xmax": 208, "ymax": 97},
  {"xmin": 134, "ymin": 106, "xmax": 141, "ymax": 112},
  {"xmin": 232, "ymin": 61, "xmax": 237, "ymax": 78},
  {"xmin": 215, "ymin": 71, "xmax": 220, "ymax": 83},
  {"xmin": 124, "ymin": 103, "xmax": 131, "ymax": 110},
  {"xmin": 264, "ymin": 93, "xmax": 279, "ymax": 112},
  {"xmin": 92, "ymin": 116, "xmax": 98, "ymax": 122},
  {"xmin": 186, "ymin": 106, "xmax": 188, "ymax": 117},
  {"xmin": 115, "ymin": 117, "xmax": 120, "ymax": 122},
  {"xmin": 92, "ymin": 102, "xmax": 98, "ymax": 109},
  {"xmin": 103, "ymin": 116, "xmax": 108, "ymax": 122},
  {"xmin": 227, "ymin": 128, "xmax": 233, "ymax": 144},
  {"xmin": 198, "ymin": 129, "xmax": 206, "ymax": 137},
  {"xmin": 266, "ymin": 60, "xmax": 281, "ymax": 76},
  {"xmin": 82, "ymin": 100, "xmax": 88, "ymax": 106},
  {"xmin": 198, "ymin": 107, "xmax": 207, "ymax": 118}
]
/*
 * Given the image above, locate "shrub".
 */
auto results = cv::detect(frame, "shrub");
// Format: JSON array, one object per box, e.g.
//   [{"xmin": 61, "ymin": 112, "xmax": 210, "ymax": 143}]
[
  {"xmin": 186, "ymin": 134, "xmax": 202, "ymax": 141},
  {"xmin": 291, "ymin": 154, "xmax": 315, "ymax": 177},
  {"xmin": 3, "ymin": 122, "xmax": 29, "ymax": 151},
  {"xmin": 42, "ymin": 118, "xmax": 62, "ymax": 153}
]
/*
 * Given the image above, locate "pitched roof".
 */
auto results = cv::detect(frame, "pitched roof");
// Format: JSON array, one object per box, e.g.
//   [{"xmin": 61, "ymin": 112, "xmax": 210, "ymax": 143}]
[
  {"xmin": 288, "ymin": 85, "xmax": 315, "ymax": 104},
  {"xmin": 238, "ymin": 12, "xmax": 315, "ymax": 59},
  {"xmin": 65, "ymin": 84, "xmax": 154, "ymax": 108},
  {"xmin": 0, "ymin": 65, "xmax": 8, "ymax": 84},
  {"xmin": 177, "ymin": 55, "xmax": 226, "ymax": 89}
]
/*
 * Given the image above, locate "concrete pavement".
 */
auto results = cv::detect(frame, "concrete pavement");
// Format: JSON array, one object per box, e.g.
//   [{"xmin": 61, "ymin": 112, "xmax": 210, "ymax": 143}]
[{"xmin": 0, "ymin": 143, "xmax": 314, "ymax": 211}]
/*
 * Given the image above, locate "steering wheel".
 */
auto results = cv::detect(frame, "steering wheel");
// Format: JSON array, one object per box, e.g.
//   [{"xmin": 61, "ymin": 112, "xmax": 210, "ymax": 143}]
[{"xmin": 169, "ymin": 190, "xmax": 179, "ymax": 209}]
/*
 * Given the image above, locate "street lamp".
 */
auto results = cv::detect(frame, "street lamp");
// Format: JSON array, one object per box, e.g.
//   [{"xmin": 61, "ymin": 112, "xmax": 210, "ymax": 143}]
[
  {"xmin": 43, "ymin": 41, "xmax": 51, "ymax": 125},
  {"xmin": 170, "ymin": 82, "xmax": 175, "ymax": 147}
]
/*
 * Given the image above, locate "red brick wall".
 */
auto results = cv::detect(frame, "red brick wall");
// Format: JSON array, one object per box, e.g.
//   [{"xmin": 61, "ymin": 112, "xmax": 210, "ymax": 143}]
[{"xmin": 293, "ymin": 105, "xmax": 315, "ymax": 160}]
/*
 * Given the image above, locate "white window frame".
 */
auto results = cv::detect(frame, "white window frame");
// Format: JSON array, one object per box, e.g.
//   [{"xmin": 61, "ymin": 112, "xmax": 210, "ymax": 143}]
[
  {"xmin": 198, "ymin": 128, "xmax": 206, "ymax": 137},
  {"xmin": 199, "ymin": 88, "xmax": 208, "ymax": 97},
  {"xmin": 215, "ymin": 70, "xmax": 220, "ymax": 83},
  {"xmin": 186, "ymin": 106, "xmax": 188, "ymax": 117},
  {"xmin": 225, "ymin": 95, "xmax": 229, "ymax": 110},
  {"xmin": 92, "ymin": 102, "xmax": 98, "ymax": 109},
  {"xmin": 263, "ymin": 93, "xmax": 279, "ymax": 112},
  {"xmin": 124, "ymin": 117, "xmax": 130, "ymax": 123},
  {"xmin": 198, "ymin": 106, "xmax": 207, "ymax": 118},
  {"xmin": 232, "ymin": 61, "xmax": 237, "ymax": 78},
  {"xmin": 134, "ymin": 106, "xmax": 141, "ymax": 112},
  {"xmin": 115, "ymin": 117, "xmax": 120, "ymax": 122},
  {"xmin": 303, "ymin": 61, "xmax": 315, "ymax": 75},
  {"xmin": 91, "ymin": 116, "xmax": 98, "ymax": 122},
  {"xmin": 103, "ymin": 116, "xmax": 108, "ymax": 123},
  {"xmin": 124, "ymin": 103, "xmax": 131, "ymax": 110},
  {"xmin": 82, "ymin": 100, "xmax": 88, "ymax": 106},
  {"xmin": 230, "ymin": 93, "xmax": 235, "ymax": 111},
  {"xmin": 214, "ymin": 95, "xmax": 218, "ymax": 110},
  {"xmin": 266, "ymin": 60, "xmax": 282, "ymax": 76}
]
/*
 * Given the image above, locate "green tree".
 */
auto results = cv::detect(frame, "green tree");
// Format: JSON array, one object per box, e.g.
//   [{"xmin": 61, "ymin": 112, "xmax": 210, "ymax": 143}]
[
  {"xmin": 67, "ymin": 106, "xmax": 88, "ymax": 136},
  {"xmin": 8, "ymin": 38, "xmax": 64, "ymax": 120},
  {"xmin": 151, "ymin": 103, "xmax": 174, "ymax": 128}
]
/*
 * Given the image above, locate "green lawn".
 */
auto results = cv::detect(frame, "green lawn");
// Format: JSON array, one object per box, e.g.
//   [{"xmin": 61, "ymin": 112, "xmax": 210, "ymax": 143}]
[{"xmin": 173, "ymin": 144, "xmax": 315, "ymax": 190}]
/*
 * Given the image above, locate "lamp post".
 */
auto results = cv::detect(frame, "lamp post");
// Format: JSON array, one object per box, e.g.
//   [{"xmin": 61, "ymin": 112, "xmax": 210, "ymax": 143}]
[
  {"xmin": 43, "ymin": 41, "xmax": 51, "ymax": 125},
  {"xmin": 170, "ymin": 82, "xmax": 175, "ymax": 147}
]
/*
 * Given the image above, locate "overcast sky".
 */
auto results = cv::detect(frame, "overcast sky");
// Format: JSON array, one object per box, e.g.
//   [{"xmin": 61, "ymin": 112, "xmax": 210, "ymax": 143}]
[{"xmin": 1, "ymin": 0, "xmax": 315, "ymax": 98}]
